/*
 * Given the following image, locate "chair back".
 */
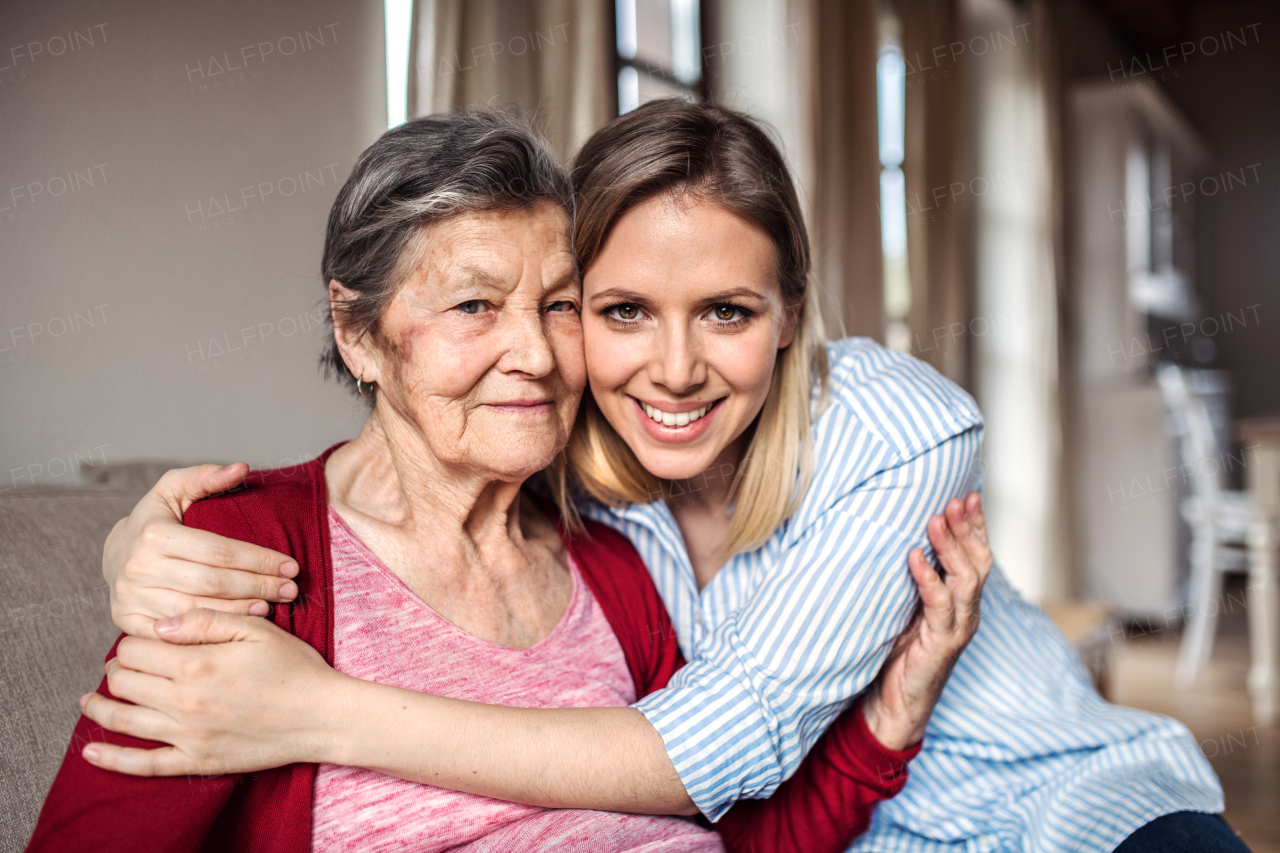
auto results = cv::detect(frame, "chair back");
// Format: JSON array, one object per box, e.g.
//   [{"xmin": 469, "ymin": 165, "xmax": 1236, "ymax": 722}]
[{"xmin": 1156, "ymin": 364, "xmax": 1223, "ymax": 504}]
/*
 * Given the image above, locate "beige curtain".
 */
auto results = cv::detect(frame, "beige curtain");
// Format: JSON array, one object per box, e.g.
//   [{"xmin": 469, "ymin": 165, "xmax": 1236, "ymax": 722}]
[
  {"xmin": 408, "ymin": 0, "xmax": 612, "ymax": 161},
  {"xmin": 901, "ymin": 0, "xmax": 972, "ymax": 386},
  {"xmin": 808, "ymin": 0, "xmax": 884, "ymax": 341},
  {"xmin": 702, "ymin": 0, "xmax": 882, "ymax": 342},
  {"xmin": 966, "ymin": 0, "xmax": 1069, "ymax": 602}
]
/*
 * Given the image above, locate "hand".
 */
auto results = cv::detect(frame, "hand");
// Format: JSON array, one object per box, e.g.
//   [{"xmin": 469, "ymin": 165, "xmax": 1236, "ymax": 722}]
[
  {"xmin": 861, "ymin": 493, "xmax": 991, "ymax": 751},
  {"xmin": 104, "ymin": 464, "xmax": 301, "ymax": 638},
  {"xmin": 79, "ymin": 609, "xmax": 351, "ymax": 776}
]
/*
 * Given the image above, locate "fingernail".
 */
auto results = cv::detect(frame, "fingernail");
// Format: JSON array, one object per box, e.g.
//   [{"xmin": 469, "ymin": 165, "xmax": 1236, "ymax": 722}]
[
  {"xmin": 156, "ymin": 616, "xmax": 179, "ymax": 635},
  {"xmin": 279, "ymin": 581, "xmax": 298, "ymax": 600},
  {"xmin": 79, "ymin": 693, "xmax": 90, "ymax": 711},
  {"xmin": 249, "ymin": 601, "xmax": 270, "ymax": 616},
  {"xmin": 281, "ymin": 561, "xmax": 299, "ymax": 579},
  {"xmin": 83, "ymin": 745, "xmax": 100, "ymax": 762}
]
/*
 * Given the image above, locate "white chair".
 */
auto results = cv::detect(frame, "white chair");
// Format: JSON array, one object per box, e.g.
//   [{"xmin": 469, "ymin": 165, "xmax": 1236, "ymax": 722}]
[{"xmin": 1156, "ymin": 365, "xmax": 1253, "ymax": 687}]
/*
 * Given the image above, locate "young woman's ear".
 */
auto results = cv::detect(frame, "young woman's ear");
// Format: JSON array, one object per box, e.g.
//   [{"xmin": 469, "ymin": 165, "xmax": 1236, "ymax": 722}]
[{"xmin": 329, "ymin": 280, "xmax": 378, "ymax": 384}]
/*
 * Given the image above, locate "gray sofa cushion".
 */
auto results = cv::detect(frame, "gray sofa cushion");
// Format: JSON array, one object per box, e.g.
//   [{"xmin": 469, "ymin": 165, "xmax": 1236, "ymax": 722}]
[{"xmin": 0, "ymin": 485, "xmax": 143, "ymax": 851}]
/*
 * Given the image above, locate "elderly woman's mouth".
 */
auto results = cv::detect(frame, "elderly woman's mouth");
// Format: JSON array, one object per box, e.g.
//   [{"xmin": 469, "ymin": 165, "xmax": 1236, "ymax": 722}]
[{"xmin": 485, "ymin": 399, "xmax": 556, "ymax": 413}]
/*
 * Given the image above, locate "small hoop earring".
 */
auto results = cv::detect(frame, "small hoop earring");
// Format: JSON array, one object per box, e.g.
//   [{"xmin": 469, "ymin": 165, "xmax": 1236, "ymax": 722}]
[{"xmin": 356, "ymin": 372, "xmax": 374, "ymax": 398}]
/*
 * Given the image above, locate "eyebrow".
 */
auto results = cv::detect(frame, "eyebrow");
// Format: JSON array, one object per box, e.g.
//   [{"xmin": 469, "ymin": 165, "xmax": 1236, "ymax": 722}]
[
  {"xmin": 587, "ymin": 286, "xmax": 769, "ymax": 304},
  {"xmin": 451, "ymin": 266, "xmax": 508, "ymax": 290},
  {"xmin": 444, "ymin": 264, "xmax": 579, "ymax": 297}
]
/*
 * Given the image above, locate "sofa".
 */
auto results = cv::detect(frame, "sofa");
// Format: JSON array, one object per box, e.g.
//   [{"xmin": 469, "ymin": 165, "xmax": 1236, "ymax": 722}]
[
  {"xmin": 0, "ymin": 469, "xmax": 1118, "ymax": 851},
  {"xmin": 0, "ymin": 482, "xmax": 145, "ymax": 850}
]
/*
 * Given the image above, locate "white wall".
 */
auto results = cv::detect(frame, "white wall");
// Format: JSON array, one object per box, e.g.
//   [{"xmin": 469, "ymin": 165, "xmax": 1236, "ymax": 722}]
[{"xmin": 0, "ymin": 0, "xmax": 386, "ymax": 487}]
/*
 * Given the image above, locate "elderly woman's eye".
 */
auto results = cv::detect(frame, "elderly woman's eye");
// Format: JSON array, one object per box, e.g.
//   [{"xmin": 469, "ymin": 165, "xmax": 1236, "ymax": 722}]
[
  {"xmin": 456, "ymin": 300, "xmax": 486, "ymax": 314},
  {"xmin": 546, "ymin": 300, "xmax": 578, "ymax": 314}
]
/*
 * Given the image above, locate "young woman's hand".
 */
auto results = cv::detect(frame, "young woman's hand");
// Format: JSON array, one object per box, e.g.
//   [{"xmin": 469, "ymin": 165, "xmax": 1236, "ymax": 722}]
[
  {"xmin": 78, "ymin": 609, "xmax": 352, "ymax": 776},
  {"xmin": 103, "ymin": 464, "xmax": 300, "ymax": 638},
  {"xmin": 860, "ymin": 493, "xmax": 991, "ymax": 751}
]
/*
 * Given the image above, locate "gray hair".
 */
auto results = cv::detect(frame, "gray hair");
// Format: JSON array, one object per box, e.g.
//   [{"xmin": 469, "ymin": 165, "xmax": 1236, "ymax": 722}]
[{"xmin": 320, "ymin": 111, "xmax": 574, "ymax": 399}]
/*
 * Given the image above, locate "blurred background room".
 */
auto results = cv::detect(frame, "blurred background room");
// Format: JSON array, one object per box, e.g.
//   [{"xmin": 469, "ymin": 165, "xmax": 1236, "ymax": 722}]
[{"xmin": 1, "ymin": 0, "xmax": 1276, "ymax": 849}]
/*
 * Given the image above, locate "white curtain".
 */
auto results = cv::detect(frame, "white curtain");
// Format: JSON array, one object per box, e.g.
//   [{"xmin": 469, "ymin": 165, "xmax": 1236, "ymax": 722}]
[
  {"xmin": 966, "ymin": 0, "xmax": 1067, "ymax": 602},
  {"xmin": 408, "ymin": 0, "xmax": 612, "ymax": 161},
  {"xmin": 706, "ymin": 0, "xmax": 883, "ymax": 341}
]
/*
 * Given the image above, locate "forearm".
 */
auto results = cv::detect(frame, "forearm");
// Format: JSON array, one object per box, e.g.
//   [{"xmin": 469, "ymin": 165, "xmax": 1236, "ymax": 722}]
[
  {"xmin": 715, "ymin": 697, "xmax": 918, "ymax": 853},
  {"xmin": 322, "ymin": 674, "xmax": 697, "ymax": 815}
]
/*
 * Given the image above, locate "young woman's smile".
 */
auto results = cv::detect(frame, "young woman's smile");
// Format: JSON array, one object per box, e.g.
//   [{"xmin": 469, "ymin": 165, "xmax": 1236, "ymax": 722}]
[
  {"xmin": 630, "ymin": 395, "xmax": 724, "ymax": 444},
  {"xmin": 582, "ymin": 193, "xmax": 796, "ymax": 482}
]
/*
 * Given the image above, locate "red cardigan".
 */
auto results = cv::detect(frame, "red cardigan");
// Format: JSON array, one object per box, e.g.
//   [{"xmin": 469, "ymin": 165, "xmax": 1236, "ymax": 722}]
[{"xmin": 28, "ymin": 449, "xmax": 919, "ymax": 853}]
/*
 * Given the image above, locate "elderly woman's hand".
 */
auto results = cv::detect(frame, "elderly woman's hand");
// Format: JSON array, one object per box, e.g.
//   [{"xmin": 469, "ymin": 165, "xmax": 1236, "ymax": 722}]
[
  {"xmin": 860, "ymin": 493, "xmax": 991, "ymax": 751},
  {"xmin": 78, "ymin": 610, "xmax": 349, "ymax": 776},
  {"xmin": 103, "ymin": 464, "xmax": 301, "ymax": 638}
]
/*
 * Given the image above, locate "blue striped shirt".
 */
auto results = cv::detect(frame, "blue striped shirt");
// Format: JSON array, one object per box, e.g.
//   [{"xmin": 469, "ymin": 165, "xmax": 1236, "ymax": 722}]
[{"xmin": 583, "ymin": 338, "xmax": 1221, "ymax": 853}]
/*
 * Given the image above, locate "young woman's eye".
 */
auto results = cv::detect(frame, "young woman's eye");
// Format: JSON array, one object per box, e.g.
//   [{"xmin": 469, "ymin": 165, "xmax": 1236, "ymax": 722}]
[
  {"xmin": 456, "ymin": 300, "xmax": 486, "ymax": 314},
  {"xmin": 710, "ymin": 304, "xmax": 751, "ymax": 324},
  {"xmin": 604, "ymin": 303, "xmax": 643, "ymax": 322}
]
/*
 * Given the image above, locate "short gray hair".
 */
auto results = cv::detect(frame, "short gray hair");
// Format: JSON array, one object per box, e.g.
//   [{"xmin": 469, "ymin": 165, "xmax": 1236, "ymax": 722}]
[{"xmin": 320, "ymin": 111, "xmax": 574, "ymax": 398}]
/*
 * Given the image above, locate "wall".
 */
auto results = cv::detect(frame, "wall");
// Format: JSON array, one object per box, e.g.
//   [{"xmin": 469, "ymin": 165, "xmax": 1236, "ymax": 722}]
[
  {"xmin": 0, "ymin": 0, "xmax": 385, "ymax": 487},
  {"xmin": 1162, "ymin": 0, "xmax": 1279, "ymax": 420}
]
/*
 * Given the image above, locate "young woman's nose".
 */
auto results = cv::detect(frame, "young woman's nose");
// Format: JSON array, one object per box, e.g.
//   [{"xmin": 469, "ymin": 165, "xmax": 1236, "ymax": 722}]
[{"xmin": 649, "ymin": 323, "xmax": 706, "ymax": 394}]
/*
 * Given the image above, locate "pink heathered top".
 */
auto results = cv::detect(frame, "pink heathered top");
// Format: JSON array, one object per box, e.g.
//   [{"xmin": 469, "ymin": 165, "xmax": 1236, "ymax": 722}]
[{"xmin": 311, "ymin": 508, "xmax": 723, "ymax": 852}]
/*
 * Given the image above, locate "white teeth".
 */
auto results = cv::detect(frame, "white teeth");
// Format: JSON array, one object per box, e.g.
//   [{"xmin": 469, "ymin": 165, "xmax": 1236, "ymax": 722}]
[{"xmin": 641, "ymin": 401, "xmax": 712, "ymax": 427}]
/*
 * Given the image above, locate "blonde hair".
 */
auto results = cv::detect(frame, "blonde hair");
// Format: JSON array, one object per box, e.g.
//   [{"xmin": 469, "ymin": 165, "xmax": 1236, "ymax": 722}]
[{"xmin": 548, "ymin": 99, "xmax": 829, "ymax": 556}]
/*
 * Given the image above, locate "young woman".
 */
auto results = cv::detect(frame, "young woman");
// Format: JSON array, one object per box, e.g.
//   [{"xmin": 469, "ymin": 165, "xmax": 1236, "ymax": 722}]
[{"xmin": 86, "ymin": 100, "xmax": 1234, "ymax": 853}]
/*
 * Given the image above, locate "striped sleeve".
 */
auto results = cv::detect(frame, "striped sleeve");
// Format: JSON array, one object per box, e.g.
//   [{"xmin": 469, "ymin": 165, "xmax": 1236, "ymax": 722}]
[{"xmin": 634, "ymin": 427, "xmax": 983, "ymax": 820}]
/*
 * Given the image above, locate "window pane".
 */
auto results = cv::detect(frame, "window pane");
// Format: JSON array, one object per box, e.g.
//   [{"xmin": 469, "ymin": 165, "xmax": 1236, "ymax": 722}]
[
  {"xmin": 617, "ymin": 0, "xmax": 638, "ymax": 59},
  {"xmin": 384, "ymin": 0, "xmax": 412, "ymax": 128},
  {"xmin": 670, "ymin": 0, "xmax": 701, "ymax": 85},
  {"xmin": 619, "ymin": 65, "xmax": 641, "ymax": 113},
  {"xmin": 877, "ymin": 49, "xmax": 905, "ymax": 167},
  {"xmin": 881, "ymin": 165, "xmax": 911, "ymax": 324}
]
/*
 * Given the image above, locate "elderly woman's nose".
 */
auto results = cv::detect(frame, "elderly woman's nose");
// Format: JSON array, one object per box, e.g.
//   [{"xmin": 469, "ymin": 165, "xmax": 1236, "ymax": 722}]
[
  {"xmin": 496, "ymin": 308, "xmax": 557, "ymax": 377},
  {"xmin": 650, "ymin": 325, "xmax": 706, "ymax": 393}
]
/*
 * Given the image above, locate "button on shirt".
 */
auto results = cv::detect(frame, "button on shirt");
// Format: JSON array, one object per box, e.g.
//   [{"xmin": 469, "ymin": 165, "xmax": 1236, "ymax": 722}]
[{"xmin": 583, "ymin": 338, "xmax": 1221, "ymax": 853}]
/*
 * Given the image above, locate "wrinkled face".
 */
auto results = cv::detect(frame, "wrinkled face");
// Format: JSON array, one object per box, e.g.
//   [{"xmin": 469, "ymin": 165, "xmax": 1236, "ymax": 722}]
[
  {"xmin": 338, "ymin": 202, "xmax": 584, "ymax": 483},
  {"xmin": 581, "ymin": 194, "xmax": 795, "ymax": 483}
]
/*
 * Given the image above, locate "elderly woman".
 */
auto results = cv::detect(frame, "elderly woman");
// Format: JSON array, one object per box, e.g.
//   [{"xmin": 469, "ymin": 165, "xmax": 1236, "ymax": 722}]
[{"xmin": 29, "ymin": 112, "xmax": 989, "ymax": 853}]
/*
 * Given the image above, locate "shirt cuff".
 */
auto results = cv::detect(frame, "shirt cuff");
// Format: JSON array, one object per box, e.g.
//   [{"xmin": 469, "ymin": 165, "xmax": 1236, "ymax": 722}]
[{"xmin": 634, "ymin": 676, "xmax": 783, "ymax": 822}]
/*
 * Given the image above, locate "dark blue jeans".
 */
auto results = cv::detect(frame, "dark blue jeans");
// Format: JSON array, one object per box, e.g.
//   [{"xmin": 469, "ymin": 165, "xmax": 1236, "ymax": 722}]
[{"xmin": 1114, "ymin": 812, "xmax": 1252, "ymax": 852}]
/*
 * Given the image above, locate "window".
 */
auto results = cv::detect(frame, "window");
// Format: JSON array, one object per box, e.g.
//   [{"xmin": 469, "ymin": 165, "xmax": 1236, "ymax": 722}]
[
  {"xmin": 615, "ymin": 0, "xmax": 704, "ymax": 114},
  {"xmin": 877, "ymin": 7, "xmax": 911, "ymax": 352},
  {"xmin": 385, "ymin": 0, "xmax": 413, "ymax": 128}
]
